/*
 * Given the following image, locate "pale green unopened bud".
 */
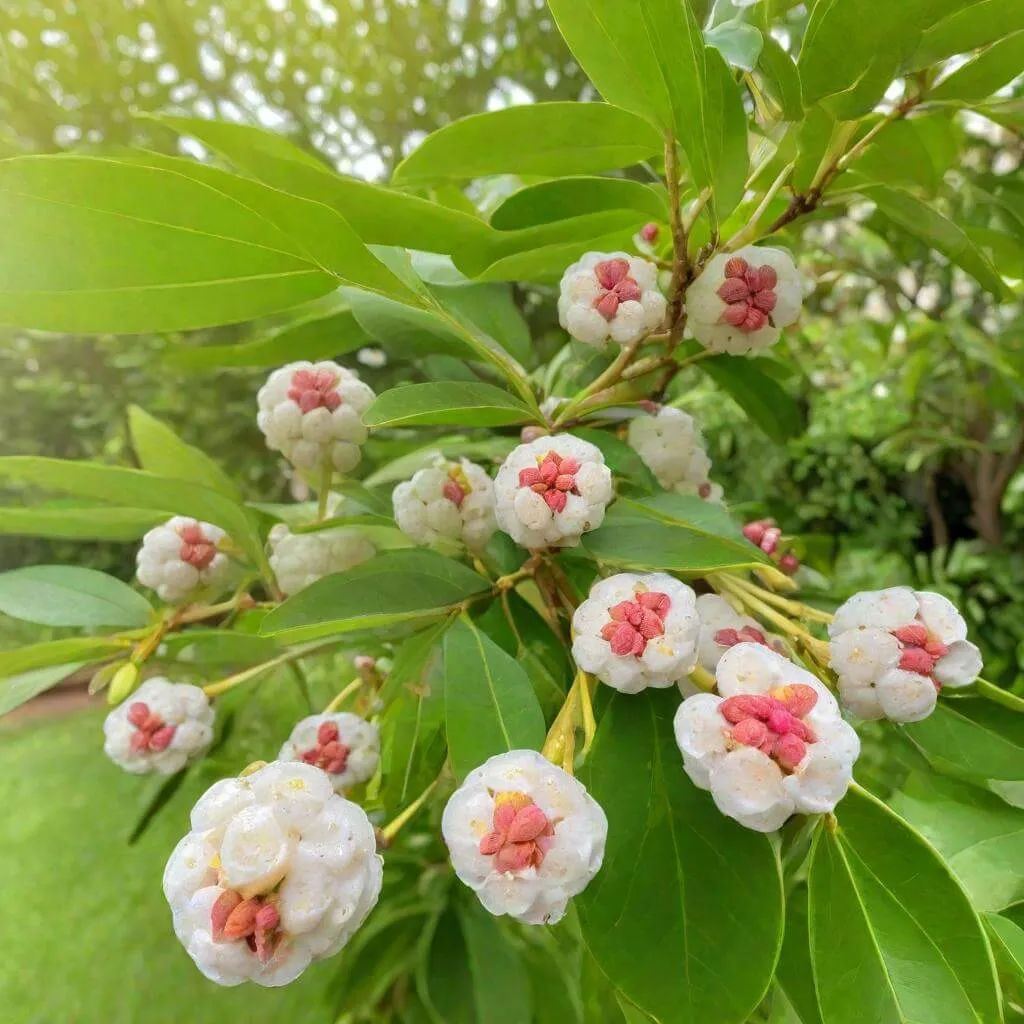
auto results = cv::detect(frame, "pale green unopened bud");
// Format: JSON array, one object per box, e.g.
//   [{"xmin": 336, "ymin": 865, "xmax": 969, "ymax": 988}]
[
  {"xmin": 89, "ymin": 660, "xmax": 123, "ymax": 696},
  {"xmin": 107, "ymin": 662, "xmax": 140, "ymax": 705}
]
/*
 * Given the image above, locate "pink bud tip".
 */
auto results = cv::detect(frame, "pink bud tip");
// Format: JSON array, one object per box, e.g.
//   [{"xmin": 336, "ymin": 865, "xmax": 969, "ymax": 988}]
[
  {"xmin": 148, "ymin": 725, "xmax": 176, "ymax": 752},
  {"xmin": 520, "ymin": 425, "xmax": 547, "ymax": 443},
  {"xmin": 641, "ymin": 222, "xmax": 659, "ymax": 243},
  {"xmin": 779, "ymin": 553, "xmax": 800, "ymax": 575},
  {"xmin": 317, "ymin": 722, "xmax": 340, "ymax": 745},
  {"xmin": 127, "ymin": 702, "xmax": 150, "ymax": 727},
  {"xmin": 354, "ymin": 655, "xmax": 375, "ymax": 672},
  {"xmin": 742, "ymin": 522, "xmax": 766, "ymax": 544}
]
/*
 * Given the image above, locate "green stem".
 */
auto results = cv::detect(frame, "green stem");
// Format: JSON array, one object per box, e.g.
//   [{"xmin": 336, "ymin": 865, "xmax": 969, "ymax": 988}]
[
  {"xmin": 379, "ymin": 774, "xmax": 442, "ymax": 845},
  {"xmin": 203, "ymin": 641, "xmax": 339, "ymax": 697}
]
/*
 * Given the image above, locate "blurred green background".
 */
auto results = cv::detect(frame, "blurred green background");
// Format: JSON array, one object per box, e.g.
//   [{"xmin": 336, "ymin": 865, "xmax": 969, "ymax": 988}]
[{"xmin": 0, "ymin": 1, "xmax": 1022, "ymax": 1021}]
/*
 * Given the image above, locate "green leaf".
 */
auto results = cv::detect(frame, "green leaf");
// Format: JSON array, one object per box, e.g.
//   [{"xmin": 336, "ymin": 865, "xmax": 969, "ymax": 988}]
[
  {"xmin": 490, "ymin": 177, "xmax": 668, "ymax": 231},
  {"xmin": 904, "ymin": 698, "xmax": 1024, "ymax": 781},
  {"xmin": 0, "ymin": 638, "xmax": 128, "ymax": 680},
  {"xmin": 420, "ymin": 910, "xmax": 476, "ymax": 1024},
  {"xmin": 150, "ymin": 114, "xmax": 493, "ymax": 255},
  {"xmin": 456, "ymin": 897, "xmax": 533, "ymax": 1024},
  {"xmin": 891, "ymin": 771, "xmax": 1024, "ymax": 912},
  {"xmin": 545, "ymin": 0, "xmax": 748, "ymax": 216},
  {"xmin": 776, "ymin": 888, "xmax": 825, "ymax": 1024},
  {"xmin": 0, "ymin": 504, "xmax": 162, "ymax": 541},
  {"xmin": 128, "ymin": 406, "xmax": 241, "ymax": 501},
  {"xmin": 809, "ymin": 785, "xmax": 1001, "ymax": 1024},
  {"xmin": 0, "ymin": 155, "xmax": 347, "ymax": 332},
  {"xmin": 0, "ymin": 456, "xmax": 269, "ymax": 575},
  {"xmin": 931, "ymin": 31, "xmax": 1024, "ymax": 101},
  {"xmin": 443, "ymin": 615, "xmax": 546, "ymax": 782},
  {"xmin": 911, "ymin": 0, "xmax": 1024, "ymax": 67},
  {"xmin": 984, "ymin": 912, "xmax": 1024, "ymax": 991},
  {"xmin": 855, "ymin": 116, "xmax": 959, "ymax": 197},
  {"xmin": 0, "ymin": 661, "xmax": 85, "ymax": 716},
  {"xmin": 165, "ymin": 310, "xmax": 370, "ymax": 370},
  {"xmin": 365, "ymin": 382, "xmax": 537, "ymax": 429},
  {"xmin": 433, "ymin": 282, "xmax": 533, "ymax": 367},
  {"xmin": 758, "ymin": 36, "xmax": 803, "ymax": 120},
  {"xmin": 573, "ymin": 428, "xmax": 660, "ymax": 491},
  {"xmin": 705, "ymin": 19, "xmax": 763, "ymax": 72},
  {"xmin": 578, "ymin": 689, "xmax": 783, "ymax": 1024},
  {"xmin": 393, "ymin": 103, "xmax": 662, "ymax": 184},
  {"xmin": 0, "ymin": 565, "xmax": 153, "ymax": 629},
  {"xmin": 584, "ymin": 493, "xmax": 769, "ymax": 573},
  {"xmin": 260, "ymin": 549, "xmax": 490, "ymax": 643},
  {"xmin": 701, "ymin": 355, "xmax": 804, "ymax": 443}
]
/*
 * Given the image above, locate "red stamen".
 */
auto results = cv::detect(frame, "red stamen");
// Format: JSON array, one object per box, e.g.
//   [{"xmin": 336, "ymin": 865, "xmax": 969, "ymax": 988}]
[
  {"xmin": 479, "ymin": 792, "xmax": 555, "ymax": 872},
  {"xmin": 519, "ymin": 451, "xmax": 578, "ymax": 514},
  {"xmin": 716, "ymin": 259, "xmax": 779, "ymax": 334},
  {"xmin": 720, "ymin": 685, "xmax": 818, "ymax": 773},
  {"xmin": 287, "ymin": 367, "xmax": 341, "ymax": 413}
]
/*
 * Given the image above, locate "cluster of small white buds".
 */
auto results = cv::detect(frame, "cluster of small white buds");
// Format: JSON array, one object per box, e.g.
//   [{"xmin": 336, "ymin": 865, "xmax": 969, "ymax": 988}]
[
  {"xmin": 268, "ymin": 523, "xmax": 375, "ymax": 597},
  {"xmin": 441, "ymin": 749, "xmax": 607, "ymax": 925},
  {"xmin": 571, "ymin": 572, "xmax": 700, "ymax": 693},
  {"xmin": 743, "ymin": 520, "xmax": 800, "ymax": 575},
  {"xmin": 278, "ymin": 712, "xmax": 380, "ymax": 792},
  {"xmin": 136, "ymin": 516, "xmax": 231, "ymax": 603},
  {"xmin": 674, "ymin": 644, "xmax": 860, "ymax": 832},
  {"xmin": 257, "ymin": 360, "xmax": 375, "ymax": 473},
  {"xmin": 685, "ymin": 245, "xmax": 803, "ymax": 355},
  {"xmin": 392, "ymin": 458, "xmax": 497, "ymax": 552},
  {"xmin": 103, "ymin": 678, "xmax": 215, "ymax": 775},
  {"xmin": 493, "ymin": 434, "xmax": 613, "ymax": 549},
  {"xmin": 558, "ymin": 252, "xmax": 667, "ymax": 347},
  {"xmin": 163, "ymin": 761, "xmax": 383, "ymax": 987},
  {"xmin": 694, "ymin": 594, "xmax": 785, "ymax": 676},
  {"xmin": 626, "ymin": 406, "xmax": 723, "ymax": 501},
  {"xmin": 828, "ymin": 587, "xmax": 982, "ymax": 722}
]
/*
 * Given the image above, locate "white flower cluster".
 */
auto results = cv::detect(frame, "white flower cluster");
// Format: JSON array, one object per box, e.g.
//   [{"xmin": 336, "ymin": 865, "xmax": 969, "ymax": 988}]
[
  {"xmin": 278, "ymin": 712, "xmax": 380, "ymax": 792},
  {"xmin": 558, "ymin": 252, "xmax": 667, "ymax": 347},
  {"xmin": 268, "ymin": 523, "xmax": 375, "ymax": 597},
  {"xmin": 163, "ymin": 761, "xmax": 382, "ymax": 987},
  {"xmin": 136, "ymin": 516, "xmax": 230, "ymax": 603},
  {"xmin": 392, "ymin": 458, "xmax": 497, "ymax": 552},
  {"xmin": 674, "ymin": 644, "xmax": 860, "ymax": 832},
  {"xmin": 441, "ymin": 750, "xmax": 607, "ymax": 925},
  {"xmin": 493, "ymin": 434, "xmax": 612, "ymax": 549},
  {"xmin": 828, "ymin": 587, "xmax": 982, "ymax": 722},
  {"xmin": 686, "ymin": 245, "xmax": 802, "ymax": 355},
  {"xmin": 571, "ymin": 572, "xmax": 700, "ymax": 693},
  {"xmin": 257, "ymin": 360, "xmax": 375, "ymax": 473},
  {"xmin": 104, "ymin": 678, "xmax": 215, "ymax": 775},
  {"xmin": 627, "ymin": 407, "xmax": 723, "ymax": 501}
]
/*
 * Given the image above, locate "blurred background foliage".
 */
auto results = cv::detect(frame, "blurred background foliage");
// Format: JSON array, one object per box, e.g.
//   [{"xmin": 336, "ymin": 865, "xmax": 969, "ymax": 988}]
[{"xmin": 0, "ymin": 3, "xmax": 1023, "ymax": 1019}]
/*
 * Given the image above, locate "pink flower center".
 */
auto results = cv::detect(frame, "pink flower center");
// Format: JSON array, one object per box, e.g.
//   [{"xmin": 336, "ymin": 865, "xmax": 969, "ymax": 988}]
[
  {"xmin": 479, "ymin": 792, "xmax": 556, "ymax": 873},
  {"xmin": 599, "ymin": 591, "xmax": 671, "ymax": 657},
  {"xmin": 719, "ymin": 684, "xmax": 819, "ymax": 772},
  {"xmin": 126, "ymin": 701, "xmax": 176, "ymax": 753},
  {"xmin": 518, "ymin": 451, "xmax": 580, "ymax": 514},
  {"xmin": 300, "ymin": 721, "xmax": 351, "ymax": 775},
  {"xmin": 211, "ymin": 889, "xmax": 282, "ymax": 965},
  {"xmin": 287, "ymin": 367, "xmax": 342, "ymax": 414},
  {"xmin": 890, "ymin": 623, "xmax": 949, "ymax": 688},
  {"xmin": 714, "ymin": 625, "xmax": 770, "ymax": 650},
  {"xmin": 176, "ymin": 522, "xmax": 218, "ymax": 570},
  {"xmin": 717, "ymin": 256, "xmax": 778, "ymax": 334},
  {"xmin": 592, "ymin": 258, "xmax": 643, "ymax": 321}
]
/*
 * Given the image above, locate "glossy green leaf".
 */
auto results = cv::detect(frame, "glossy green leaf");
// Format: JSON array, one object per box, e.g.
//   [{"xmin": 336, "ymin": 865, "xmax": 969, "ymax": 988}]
[
  {"xmin": 165, "ymin": 310, "xmax": 370, "ymax": 370},
  {"xmin": 0, "ymin": 638, "xmax": 128, "ymax": 680},
  {"xmin": 0, "ymin": 155, "xmax": 408, "ymax": 333},
  {"xmin": 0, "ymin": 565, "xmax": 152, "ymax": 629},
  {"xmin": 911, "ymin": 0, "xmax": 1024, "ymax": 67},
  {"xmin": 758, "ymin": 36, "xmax": 803, "ymax": 120},
  {"xmin": 776, "ymin": 887, "xmax": 825, "ymax": 1024},
  {"xmin": 443, "ymin": 615, "xmax": 546, "ymax": 782},
  {"xmin": 365, "ymin": 382, "xmax": 537, "ymax": 429},
  {"xmin": 434, "ymin": 283, "xmax": 533, "ymax": 367},
  {"xmin": 393, "ymin": 103, "xmax": 662, "ymax": 184},
  {"xmin": 0, "ymin": 504, "xmax": 162, "ymax": 541},
  {"xmin": 260, "ymin": 550, "xmax": 489, "ymax": 643},
  {"xmin": 855, "ymin": 116, "xmax": 959, "ymax": 196},
  {"xmin": 545, "ymin": 0, "xmax": 747, "ymax": 216},
  {"xmin": 147, "ymin": 114, "xmax": 493, "ymax": 255},
  {"xmin": 420, "ymin": 910, "xmax": 475, "ymax": 1024},
  {"xmin": 891, "ymin": 771, "xmax": 1024, "ymax": 912},
  {"xmin": 984, "ymin": 912, "xmax": 1024, "ymax": 991},
  {"xmin": 0, "ymin": 456, "xmax": 268, "ymax": 574},
  {"xmin": 705, "ymin": 19, "xmax": 762, "ymax": 71},
  {"xmin": 578, "ymin": 689, "xmax": 783, "ymax": 1024},
  {"xmin": 128, "ymin": 406, "xmax": 241, "ymax": 501},
  {"xmin": 584, "ymin": 493, "xmax": 769, "ymax": 573},
  {"xmin": 931, "ymin": 31, "xmax": 1024, "ymax": 101},
  {"xmin": 904, "ymin": 698, "xmax": 1024, "ymax": 780},
  {"xmin": 701, "ymin": 355, "xmax": 804, "ymax": 443},
  {"xmin": 456, "ymin": 897, "xmax": 533, "ymax": 1024},
  {"xmin": 490, "ymin": 177, "xmax": 668, "ymax": 231},
  {"xmin": 162, "ymin": 629, "xmax": 279, "ymax": 666},
  {"xmin": 809, "ymin": 785, "xmax": 1001, "ymax": 1024},
  {"xmin": 0, "ymin": 661, "xmax": 85, "ymax": 717},
  {"xmin": 792, "ymin": 107, "xmax": 839, "ymax": 193},
  {"xmin": 573, "ymin": 428, "xmax": 659, "ymax": 491}
]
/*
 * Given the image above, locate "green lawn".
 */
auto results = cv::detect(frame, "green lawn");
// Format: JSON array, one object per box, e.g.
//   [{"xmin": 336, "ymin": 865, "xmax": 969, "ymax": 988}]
[{"xmin": 0, "ymin": 708, "xmax": 343, "ymax": 1024}]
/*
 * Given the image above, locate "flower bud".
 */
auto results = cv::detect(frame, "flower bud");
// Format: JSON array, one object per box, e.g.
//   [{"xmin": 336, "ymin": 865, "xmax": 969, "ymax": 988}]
[{"xmin": 106, "ymin": 662, "xmax": 140, "ymax": 705}]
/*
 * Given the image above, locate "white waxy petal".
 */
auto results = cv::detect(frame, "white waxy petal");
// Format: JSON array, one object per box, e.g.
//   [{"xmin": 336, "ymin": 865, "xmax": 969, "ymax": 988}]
[
  {"xmin": 934, "ymin": 640, "xmax": 982, "ymax": 688},
  {"xmin": 829, "ymin": 586, "xmax": 917, "ymax": 636},
  {"xmin": 916, "ymin": 590, "xmax": 969, "ymax": 645},
  {"xmin": 219, "ymin": 804, "xmax": 292, "ymax": 893},
  {"xmin": 829, "ymin": 627, "xmax": 900, "ymax": 686},
  {"xmin": 190, "ymin": 778, "xmax": 254, "ymax": 833},
  {"xmin": 278, "ymin": 847, "xmax": 333, "ymax": 935},
  {"xmin": 876, "ymin": 669, "xmax": 938, "ymax": 723},
  {"xmin": 708, "ymin": 747, "xmax": 793, "ymax": 833}
]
